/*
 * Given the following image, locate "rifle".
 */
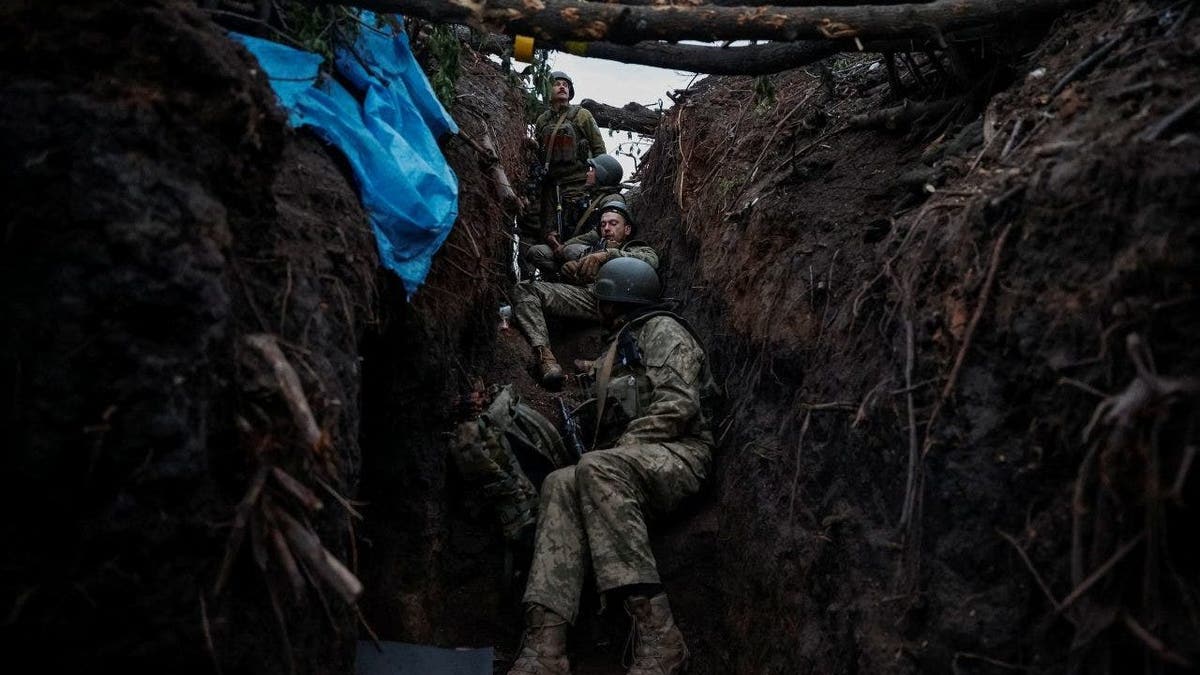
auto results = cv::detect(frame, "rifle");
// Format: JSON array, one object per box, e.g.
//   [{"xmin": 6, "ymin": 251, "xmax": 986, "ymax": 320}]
[
  {"xmin": 555, "ymin": 183, "xmax": 565, "ymax": 241},
  {"xmin": 557, "ymin": 396, "xmax": 586, "ymax": 463}
]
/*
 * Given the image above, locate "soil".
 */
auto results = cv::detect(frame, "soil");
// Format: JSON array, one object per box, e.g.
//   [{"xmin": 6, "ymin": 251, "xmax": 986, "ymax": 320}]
[{"xmin": 2, "ymin": 0, "xmax": 1198, "ymax": 674}]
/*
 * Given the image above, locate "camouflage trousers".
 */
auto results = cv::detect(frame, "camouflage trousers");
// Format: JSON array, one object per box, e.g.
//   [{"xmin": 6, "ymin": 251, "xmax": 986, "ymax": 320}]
[
  {"xmin": 512, "ymin": 280, "xmax": 598, "ymax": 348},
  {"xmin": 522, "ymin": 440, "xmax": 711, "ymax": 623}
]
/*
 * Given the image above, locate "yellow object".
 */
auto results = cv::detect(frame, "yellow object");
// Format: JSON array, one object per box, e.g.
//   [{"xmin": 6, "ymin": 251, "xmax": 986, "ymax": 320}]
[
  {"xmin": 565, "ymin": 41, "xmax": 588, "ymax": 57},
  {"xmin": 513, "ymin": 35, "xmax": 535, "ymax": 63}
]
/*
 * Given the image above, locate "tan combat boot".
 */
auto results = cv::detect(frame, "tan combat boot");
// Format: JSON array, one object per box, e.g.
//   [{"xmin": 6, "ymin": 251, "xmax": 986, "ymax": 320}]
[
  {"xmin": 535, "ymin": 345, "xmax": 564, "ymax": 388},
  {"xmin": 626, "ymin": 594, "xmax": 688, "ymax": 675},
  {"xmin": 507, "ymin": 604, "xmax": 570, "ymax": 675}
]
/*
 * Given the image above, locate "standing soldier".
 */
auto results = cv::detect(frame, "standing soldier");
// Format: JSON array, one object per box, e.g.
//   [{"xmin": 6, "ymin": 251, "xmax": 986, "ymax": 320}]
[
  {"xmin": 506, "ymin": 258, "xmax": 718, "ymax": 675},
  {"xmin": 532, "ymin": 71, "xmax": 606, "ymax": 255}
]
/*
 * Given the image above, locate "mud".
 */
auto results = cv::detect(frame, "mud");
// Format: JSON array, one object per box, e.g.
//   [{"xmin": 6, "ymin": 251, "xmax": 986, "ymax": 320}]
[
  {"xmin": 1, "ymin": 2, "xmax": 376, "ymax": 671},
  {"xmin": 3, "ymin": 0, "xmax": 1198, "ymax": 673},
  {"xmin": 631, "ymin": 0, "xmax": 1199, "ymax": 672}
]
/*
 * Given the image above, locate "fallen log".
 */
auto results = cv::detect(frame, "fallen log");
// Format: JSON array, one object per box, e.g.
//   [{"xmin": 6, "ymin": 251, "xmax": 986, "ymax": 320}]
[
  {"xmin": 580, "ymin": 98, "xmax": 662, "ymax": 134},
  {"xmin": 341, "ymin": 0, "xmax": 1085, "ymax": 43},
  {"xmin": 559, "ymin": 39, "xmax": 841, "ymax": 75}
]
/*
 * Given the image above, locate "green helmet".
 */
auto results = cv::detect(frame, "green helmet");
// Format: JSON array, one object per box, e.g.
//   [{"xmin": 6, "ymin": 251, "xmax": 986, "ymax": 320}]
[
  {"xmin": 588, "ymin": 154, "xmax": 623, "ymax": 186},
  {"xmin": 549, "ymin": 71, "xmax": 574, "ymax": 100},
  {"xmin": 594, "ymin": 257, "xmax": 661, "ymax": 305},
  {"xmin": 598, "ymin": 197, "xmax": 634, "ymax": 232}
]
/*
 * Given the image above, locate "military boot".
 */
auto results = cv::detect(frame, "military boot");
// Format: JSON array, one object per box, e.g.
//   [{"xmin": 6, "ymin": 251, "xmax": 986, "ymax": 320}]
[
  {"xmin": 625, "ymin": 594, "xmax": 688, "ymax": 675},
  {"xmin": 535, "ymin": 345, "xmax": 564, "ymax": 389},
  {"xmin": 507, "ymin": 604, "xmax": 570, "ymax": 675}
]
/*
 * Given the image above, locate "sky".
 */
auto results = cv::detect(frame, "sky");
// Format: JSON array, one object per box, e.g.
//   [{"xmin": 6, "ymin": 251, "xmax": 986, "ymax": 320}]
[{"xmin": 544, "ymin": 52, "xmax": 702, "ymax": 181}]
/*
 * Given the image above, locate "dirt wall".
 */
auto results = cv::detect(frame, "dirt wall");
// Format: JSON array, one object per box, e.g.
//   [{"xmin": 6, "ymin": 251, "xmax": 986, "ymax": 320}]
[
  {"xmin": 1, "ymin": 2, "xmax": 378, "ymax": 671},
  {"xmin": 633, "ymin": 1, "xmax": 1199, "ymax": 672}
]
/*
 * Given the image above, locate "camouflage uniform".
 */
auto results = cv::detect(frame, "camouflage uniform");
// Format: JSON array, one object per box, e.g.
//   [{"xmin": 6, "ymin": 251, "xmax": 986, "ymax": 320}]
[
  {"xmin": 532, "ymin": 105, "xmax": 606, "ymax": 239},
  {"xmin": 513, "ymin": 240, "xmax": 659, "ymax": 347},
  {"xmin": 450, "ymin": 385, "xmax": 570, "ymax": 540},
  {"xmin": 522, "ymin": 314, "xmax": 717, "ymax": 623},
  {"xmin": 524, "ymin": 187, "xmax": 623, "ymax": 276}
]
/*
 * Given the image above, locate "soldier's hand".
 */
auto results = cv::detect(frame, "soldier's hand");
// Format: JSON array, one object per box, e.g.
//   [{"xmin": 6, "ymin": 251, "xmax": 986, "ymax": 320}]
[
  {"xmin": 578, "ymin": 251, "xmax": 610, "ymax": 279},
  {"xmin": 560, "ymin": 260, "xmax": 582, "ymax": 281}
]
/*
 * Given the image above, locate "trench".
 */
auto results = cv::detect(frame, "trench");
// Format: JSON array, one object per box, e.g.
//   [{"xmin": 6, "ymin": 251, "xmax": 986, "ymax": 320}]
[{"xmin": 2, "ymin": 0, "xmax": 1198, "ymax": 674}]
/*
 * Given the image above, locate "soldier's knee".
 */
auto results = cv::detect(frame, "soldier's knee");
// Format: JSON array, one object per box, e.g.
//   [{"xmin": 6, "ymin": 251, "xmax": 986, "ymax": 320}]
[
  {"xmin": 575, "ymin": 451, "xmax": 621, "ymax": 488},
  {"xmin": 540, "ymin": 465, "xmax": 577, "ymax": 499}
]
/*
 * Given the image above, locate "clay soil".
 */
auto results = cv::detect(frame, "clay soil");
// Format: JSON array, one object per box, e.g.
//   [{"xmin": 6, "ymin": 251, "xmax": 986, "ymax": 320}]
[{"xmin": 2, "ymin": 0, "xmax": 1198, "ymax": 674}]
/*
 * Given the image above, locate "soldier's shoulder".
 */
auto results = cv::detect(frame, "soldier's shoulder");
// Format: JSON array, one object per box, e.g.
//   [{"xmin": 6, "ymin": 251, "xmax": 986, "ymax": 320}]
[{"xmin": 638, "ymin": 315, "xmax": 697, "ymax": 347}]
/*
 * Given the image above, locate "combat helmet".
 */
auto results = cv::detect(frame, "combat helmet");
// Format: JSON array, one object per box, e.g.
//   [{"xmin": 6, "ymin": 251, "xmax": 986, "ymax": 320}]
[
  {"xmin": 549, "ymin": 71, "xmax": 574, "ymax": 100},
  {"xmin": 597, "ymin": 197, "xmax": 635, "ymax": 234},
  {"xmin": 588, "ymin": 154, "xmax": 624, "ymax": 187},
  {"xmin": 594, "ymin": 257, "xmax": 661, "ymax": 306}
]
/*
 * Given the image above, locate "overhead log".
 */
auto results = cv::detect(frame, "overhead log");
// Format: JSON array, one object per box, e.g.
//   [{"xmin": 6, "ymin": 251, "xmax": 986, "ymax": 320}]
[
  {"xmin": 558, "ymin": 39, "xmax": 841, "ymax": 75},
  {"xmin": 580, "ymin": 98, "xmax": 662, "ymax": 134},
  {"xmin": 340, "ymin": 0, "xmax": 1086, "ymax": 43}
]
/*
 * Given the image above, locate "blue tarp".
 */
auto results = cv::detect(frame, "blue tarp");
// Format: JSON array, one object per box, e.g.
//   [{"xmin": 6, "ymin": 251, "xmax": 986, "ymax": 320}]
[{"xmin": 233, "ymin": 17, "xmax": 459, "ymax": 297}]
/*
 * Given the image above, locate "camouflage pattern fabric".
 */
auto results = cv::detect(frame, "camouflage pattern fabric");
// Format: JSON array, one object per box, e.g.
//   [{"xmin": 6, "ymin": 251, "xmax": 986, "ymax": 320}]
[
  {"xmin": 512, "ymin": 281, "xmax": 599, "ymax": 348},
  {"xmin": 522, "ymin": 315, "xmax": 715, "ymax": 622},
  {"xmin": 564, "ymin": 231, "xmax": 660, "ymax": 271},
  {"xmin": 450, "ymin": 385, "xmax": 567, "ymax": 541},
  {"xmin": 513, "ymin": 240, "xmax": 661, "ymax": 345}
]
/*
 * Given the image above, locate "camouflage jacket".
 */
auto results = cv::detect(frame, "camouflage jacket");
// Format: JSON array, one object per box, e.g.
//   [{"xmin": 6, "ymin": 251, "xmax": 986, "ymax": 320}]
[
  {"xmin": 535, "ymin": 104, "xmax": 606, "ymax": 187},
  {"xmin": 565, "ymin": 230, "xmax": 660, "ymax": 270},
  {"xmin": 587, "ymin": 312, "xmax": 717, "ymax": 450}
]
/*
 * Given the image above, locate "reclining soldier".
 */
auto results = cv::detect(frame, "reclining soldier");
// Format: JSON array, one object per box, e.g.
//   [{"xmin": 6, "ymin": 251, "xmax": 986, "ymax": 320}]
[
  {"xmin": 524, "ymin": 154, "xmax": 624, "ymax": 278},
  {"xmin": 449, "ymin": 384, "xmax": 573, "ymax": 544},
  {"xmin": 512, "ymin": 199, "xmax": 659, "ymax": 388},
  {"xmin": 507, "ymin": 258, "xmax": 718, "ymax": 675}
]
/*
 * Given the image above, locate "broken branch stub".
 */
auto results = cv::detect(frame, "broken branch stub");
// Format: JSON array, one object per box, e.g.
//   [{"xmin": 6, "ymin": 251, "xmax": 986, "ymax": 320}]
[{"xmin": 339, "ymin": 0, "xmax": 1086, "ymax": 42}]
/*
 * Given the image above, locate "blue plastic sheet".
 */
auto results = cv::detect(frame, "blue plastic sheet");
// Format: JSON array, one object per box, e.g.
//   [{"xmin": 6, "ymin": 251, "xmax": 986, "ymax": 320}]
[{"xmin": 233, "ymin": 17, "xmax": 459, "ymax": 297}]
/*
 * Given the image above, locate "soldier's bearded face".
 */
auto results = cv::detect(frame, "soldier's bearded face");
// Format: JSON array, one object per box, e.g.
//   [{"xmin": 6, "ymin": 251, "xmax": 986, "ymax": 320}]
[{"xmin": 599, "ymin": 214, "xmax": 631, "ymax": 244}]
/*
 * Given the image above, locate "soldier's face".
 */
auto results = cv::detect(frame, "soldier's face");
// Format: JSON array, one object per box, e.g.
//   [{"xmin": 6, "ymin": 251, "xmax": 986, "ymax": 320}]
[
  {"xmin": 585, "ymin": 166, "xmax": 596, "ymax": 186},
  {"xmin": 599, "ymin": 213, "xmax": 631, "ymax": 243},
  {"xmin": 552, "ymin": 79, "xmax": 571, "ymax": 103}
]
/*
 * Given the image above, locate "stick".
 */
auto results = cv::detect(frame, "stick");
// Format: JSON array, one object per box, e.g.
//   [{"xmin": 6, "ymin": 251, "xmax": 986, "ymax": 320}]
[
  {"xmin": 899, "ymin": 319, "xmax": 921, "ymax": 527},
  {"xmin": 1057, "ymin": 532, "xmax": 1146, "ymax": 612},
  {"xmin": 274, "ymin": 507, "xmax": 364, "ymax": 603},
  {"xmin": 1049, "ymin": 33, "xmax": 1124, "ymax": 97},
  {"xmin": 997, "ymin": 529, "xmax": 1061, "ymax": 610},
  {"xmin": 787, "ymin": 410, "xmax": 813, "ymax": 526},
  {"xmin": 1140, "ymin": 92, "xmax": 1200, "ymax": 142},
  {"xmin": 271, "ymin": 466, "xmax": 325, "ymax": 512},
  {"xmin": 245, "ymin": 334, "xmax": 324, "ymax": 452},
  {"xmin": 922, "ymin": 220, "xmax": 1014, "ymax": 457},
  {"xmin": 1121, "ymin": 612, "xmax": 1195, "ymax": 667},
  {"xmin": 200, "ymin": 593, "xmax": 224, "ymax": 675},
  {"xmin": 214, "ymin": 465, "xmax": 270, "ymax": 596}
]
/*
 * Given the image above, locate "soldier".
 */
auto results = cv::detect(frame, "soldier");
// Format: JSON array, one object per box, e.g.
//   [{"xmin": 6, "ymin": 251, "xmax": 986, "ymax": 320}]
[
  {"xmin": 449, "ymin": 384, "xmax": 572, "ymax": 544},
  {"xmin": 512, "ymin": 200, "xmax": 659, "ymax": 388},
  {"xmin": 532, "ymin": 71, "xmax": 607, "ymax": 251},
  {"xmin": 507, "ymin": 258, "xmax": 718, "ymax": 675},
  {"xmin": 524, "ymin": 154, "xmax": 625, "ymax": 278}
]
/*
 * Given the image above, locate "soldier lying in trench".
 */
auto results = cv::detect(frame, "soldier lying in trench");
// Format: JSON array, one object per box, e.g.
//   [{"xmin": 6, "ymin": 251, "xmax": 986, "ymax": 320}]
[
  {"xmin": 452, "ymin": 258, "xmax": 719, "ymax": 675},
  {"xmin": 513, "ymin": 199, "xmax": 660, "ymax": 388}
]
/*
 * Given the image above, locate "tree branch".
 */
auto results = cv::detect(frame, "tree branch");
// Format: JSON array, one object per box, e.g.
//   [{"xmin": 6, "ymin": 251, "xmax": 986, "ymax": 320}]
[
  {"xmin": 580, "ymin": 98, "xmax": 662, "ymax": 134},
  {"xmin": 337, "ymin": 0, "xmax": 1085, "ymax": 43}
]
